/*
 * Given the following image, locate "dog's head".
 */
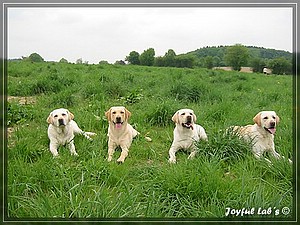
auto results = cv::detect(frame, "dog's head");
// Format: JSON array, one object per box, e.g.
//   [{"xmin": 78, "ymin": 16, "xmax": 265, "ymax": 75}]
[
  {"xmin": 253, "ymin": 111, "xmax": 279, "ymax": 134},
  {"xmin": 47, "ymin": 108, "xmax": 74, "ymax": 127},
  {"xmin": 172, "ymin": 109, "xmax": 197, "ymax": 130},
  {"xmin": 105, "ymin": 106, "xmax": 131, "ymax": 129}
]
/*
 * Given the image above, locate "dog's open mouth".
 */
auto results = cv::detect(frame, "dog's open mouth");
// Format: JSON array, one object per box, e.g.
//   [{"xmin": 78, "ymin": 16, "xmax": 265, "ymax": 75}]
[
  {"xmin": 113, "ymin": 121, "xmax": 123, "ymax": 129},
  {"xmin": 182, "ymin": 122, "xmax": 193, "ymax": 130},
  {"xmin": 264, "ymin": 126, "xmax": 276, "ymax": 134}
]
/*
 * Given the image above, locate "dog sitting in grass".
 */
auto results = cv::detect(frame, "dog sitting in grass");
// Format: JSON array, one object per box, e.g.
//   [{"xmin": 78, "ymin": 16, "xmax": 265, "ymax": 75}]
[
  {"xmin": 168, "ymin": 108, "xmax": 208, "ymax": 163},
  {"xmin": 47, "ymin": 108, "xmax": 96, "ymax": 157},
  {"xmin": 105, "ymin": 106, "xmax": 143, "ymax": 163},
  {"xmin": 231, "ymin": 111, "xmax": 292, "ymax": 164}
]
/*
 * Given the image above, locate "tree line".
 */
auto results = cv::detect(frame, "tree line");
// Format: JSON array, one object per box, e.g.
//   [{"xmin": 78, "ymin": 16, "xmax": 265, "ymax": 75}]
[
  {"xmin": 19, "ymin": 44, "xmax": 293, "ymax": 75},
  {"xmin": 126, "ymin": 45, "xmax": 293, "ymax": 74},
  {"xmin": 125, "ymin": 48, "xmax": 195, "ymax": 68}
]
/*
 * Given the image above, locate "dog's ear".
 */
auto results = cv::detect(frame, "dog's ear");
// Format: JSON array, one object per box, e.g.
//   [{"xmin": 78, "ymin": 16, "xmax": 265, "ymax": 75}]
[
  {"xmin": 275, "ymin": 114, "xmax": 280, "ymax": 124},
  {"xmin": 125, "ymin": 108, "xmax": 131, "ymax": 121},
  {"xmin": 47, "ymin": 113, "xmax": 53, "ymax": 124},
  {"xmin": 68, "ymin": 111, "xmax": 74, "ymax": 121},
  {"xmin": 192, "ymin": 112, "xmax": 197, "ymax": 123},
  {"xmin": 253, "ymin": 112, "xmax": 262, "ymax": 126},
  {"xmin": 172, "ymin": 111, "xmax": 179, "ymax": 124},
  {"xmin": 105, "ymin": 108, "xmax": 112, "ymax": 121}
]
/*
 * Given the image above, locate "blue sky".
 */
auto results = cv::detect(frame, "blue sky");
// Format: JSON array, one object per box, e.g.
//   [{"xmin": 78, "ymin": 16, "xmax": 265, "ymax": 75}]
[{"xmin": 8, "ymin": 6, "xmax": 293, "ymax": 63}]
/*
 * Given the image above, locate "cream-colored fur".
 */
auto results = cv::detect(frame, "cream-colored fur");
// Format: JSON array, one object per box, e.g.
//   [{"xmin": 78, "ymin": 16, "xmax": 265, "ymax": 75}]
[
  {"xmin": 47, "ymin": 108, "xmax": 96, "ymax": 156},
  {"xmin": 232, "ymin": 111, "xmax": 292, "ymax": 163},
  {"xmin": 169, "ymin": 109, "xmax": 208, "ymax": 163},
  {"xmin": 105, "ymin": 106, "xmax": 139, "ymax": 163}
]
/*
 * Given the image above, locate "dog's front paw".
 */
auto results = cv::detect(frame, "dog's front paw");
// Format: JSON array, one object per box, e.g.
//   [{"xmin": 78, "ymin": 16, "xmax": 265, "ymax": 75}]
[
  {"xmin": 168, "ymin": 158, "xmax": 176, "ymax": 164},
  {"xmin": 86, "ymin": 132, "xmax": 97, "ymax": 136},
  {"xmin": 117, "ymin": 157, "xmax": 125, "ymax": 163},
  {"xmin": 187, "ymin": 155, "xmax": 195, "ymax": 160}
]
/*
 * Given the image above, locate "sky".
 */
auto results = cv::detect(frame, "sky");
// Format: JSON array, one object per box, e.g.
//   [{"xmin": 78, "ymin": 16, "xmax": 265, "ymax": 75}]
[{"xmin": 7, "ymin": 6, "xmax": 293, "ymax": 64}]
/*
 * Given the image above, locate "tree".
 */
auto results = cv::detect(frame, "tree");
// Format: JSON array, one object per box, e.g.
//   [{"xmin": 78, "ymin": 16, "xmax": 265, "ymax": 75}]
[
  {"xmin": 59, "ymin": 58, "xmax": 68, "ymax": 63},
  {"xmin": 139, "ymin": 48, "xmax": 155, "ymax": 66},
  {"xmin": 250, "ymin": 58, "xmax": 266, "ymax": 73},
  {"xmin": 76, "ymin": 58, "xmax": 83, "ymax": 64},
  {"xmin": 154, "ymin": 56, "xmax": 166, "ymax": 67},
  {"xmin": 28, "ymin": 53, "xmax": 44, "ymax": 62},
  {"xmin": 224, "ymin": 44, "xmax": 249, "ymax": 71},
  {"xmin": 174, "ymin": 55, "xmax": 195, "ymax": 68},
  {"xmin": 126, "ymin": 51, "xmax": 140, "ymax": 65},
  {"xmin": 268, "ymin": 57, "xmax": 292, "ymax": 75},
  {"xmin": 164, "ymin": 49, "xmax": 176, "ymax": 67},
  {"xmin": 99, "ymin": 60, "xmax": 109, "ymax": 65},
  {"xmin": 114, "ymin": 60, "xmax": 126, "ymax": 65},
  {"xmin": 203, "ymin": 56, "xmax": 214, "ymax": 69},
  {"xmin": 213, "ymin": 56, "xmax": 221, "ymax": 67}
]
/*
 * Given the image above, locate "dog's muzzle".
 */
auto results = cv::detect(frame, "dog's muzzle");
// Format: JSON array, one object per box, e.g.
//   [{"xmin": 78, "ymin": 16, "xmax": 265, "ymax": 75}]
[
  {"xmin": 182, "ymin": 116, "xmax": 193, "ymax": 130},
  {"xmin": 113, "ymin": 117, "xmax": 123, "ymax": 129},
  {"xmin": 58, "ymin": 119, "xmax": 65, "ymax": 126},
  {"xmin": 264, "ymin": 122, "xmax": 276, "ymax": 134}
]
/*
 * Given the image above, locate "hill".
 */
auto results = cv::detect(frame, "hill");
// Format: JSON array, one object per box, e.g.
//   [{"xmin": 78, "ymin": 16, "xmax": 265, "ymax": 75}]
[{"xmin": 185, "ymin": 45, "xmax": 292, "ymax": 67}]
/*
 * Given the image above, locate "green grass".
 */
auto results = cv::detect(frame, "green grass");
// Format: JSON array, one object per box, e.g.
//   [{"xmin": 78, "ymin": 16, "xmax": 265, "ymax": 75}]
[{"xmin": 6, "ymin": 61, "xmax": 294, "ymax": 220}]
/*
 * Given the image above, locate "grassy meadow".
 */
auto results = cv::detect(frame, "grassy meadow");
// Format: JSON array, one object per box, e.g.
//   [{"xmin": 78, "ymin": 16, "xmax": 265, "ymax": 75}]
[{"xmin": 6, "ymin": 61, "xmax": 294, "ymax": 221}]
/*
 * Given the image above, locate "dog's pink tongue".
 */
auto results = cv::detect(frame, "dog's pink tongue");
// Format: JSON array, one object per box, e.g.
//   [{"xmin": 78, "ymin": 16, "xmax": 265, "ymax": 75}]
[
  {"xmin": 268, "ymin": 128, "xmax": 276, "ymax": 134},
  {"xmin": 115, "ymin": 123, "xmax": 122, "ymax": 129}
]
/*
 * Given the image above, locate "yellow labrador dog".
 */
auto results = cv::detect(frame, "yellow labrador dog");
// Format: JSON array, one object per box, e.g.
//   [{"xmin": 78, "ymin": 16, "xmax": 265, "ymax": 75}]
[
  {"xmin": 47, "ymin": 108, "xmax": 96, "ymax": 156},
  {"xmin": 232, "ymin": 111, "xmax": 292, "ymax": 163},
  {"xmin": 168, "ymin": 109, "xmax": 208, "ymax": 163},
  {"xmin": 105, "ymin": 106, "xmax": 139, "ymax": 163}
]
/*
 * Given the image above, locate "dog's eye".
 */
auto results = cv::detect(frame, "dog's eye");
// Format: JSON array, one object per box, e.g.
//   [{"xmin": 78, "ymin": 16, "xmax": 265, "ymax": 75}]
[
  {"xmin": 120, "ymin": 111, "xmax": 125, "ymax": 114},
  {"xmin": 263, "ymin": 116, "xmax": 268, "ymax": 120},
  {"xmin": 112, "ymin": 111, "xmax": 116, "ymax": 114},
  {"xmin": 62, "ymin": 113, "xmax": 66, "ymax": 116},
  {"xmin": 272, "ymin": 116, "xmax": 276, "ymax": 119},
  {"xmin": 181, "ymin": 113, "xmax": 185, "ymax": 116},
  {"xmin": 190, "ymin": 113, "xmax": 193, "ymax": 115},
  {"xmin": 54, "ymin": 115, "xmax": 58, "ymax": 118}
]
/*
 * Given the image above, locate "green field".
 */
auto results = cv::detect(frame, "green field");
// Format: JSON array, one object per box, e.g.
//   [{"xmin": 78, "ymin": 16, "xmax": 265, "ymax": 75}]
[{"xmin": 6, "ymin": 61, "xmax": 294, "ymax": 220}]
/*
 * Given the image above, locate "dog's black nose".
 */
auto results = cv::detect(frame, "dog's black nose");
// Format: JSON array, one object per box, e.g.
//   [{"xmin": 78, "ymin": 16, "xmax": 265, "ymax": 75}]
[
  {"xmin": 187, "ymin": 116, "xmax": 192, "ymax": 123},
  {"xmin": 270, "ymin": 121, "xmax": 275, "ymax": 127},
  {"xmin": 58, "ymin": 119, "xmax": 65, "ymax": 126},
  {"xmin": 116, "ymin": 117, "xmax": 122, "ymax": 123}
]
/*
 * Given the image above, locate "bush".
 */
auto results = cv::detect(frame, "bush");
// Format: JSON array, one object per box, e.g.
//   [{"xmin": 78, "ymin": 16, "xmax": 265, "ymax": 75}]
[
  {"xmin": 170, "ymin": 83, "xmax": 208, "ymax": 103},
  {"xmin": 104, "ymin": 82, "xmax": 126, "ymax": 98},
  {"xmin": 120, "ymin": 90, "xmax": 143, "ymax": 104},
  {"xmin": 7, "ymin": 102, "xmax": 34, "ymax": 126},
  {"xmin": 145, "ymin": 101, "xmax": 175, "ymax": 126},
  {"xmin": 31, "ymin": 73, "xmax": 75, "ymax": 95},
  {"xmin": 196, "ymin": 128, "xmax": 252, "ymax": 163},
  {"xmin": 28, "ymin": 53, "xmax": 44, "ymax": 62},
  {"xmin": 48, "ymin": 90, "xmax": 76, "ymax": 107}
]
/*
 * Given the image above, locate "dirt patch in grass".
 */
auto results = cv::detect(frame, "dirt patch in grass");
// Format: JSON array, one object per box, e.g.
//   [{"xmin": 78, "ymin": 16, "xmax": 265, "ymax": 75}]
[
  {"xmin": 7, "ymin": 96, "xmax": 36, "ymax": 141},
  {"xmin": 8, "ymin": 96, "xmax": 36, "ymax": 105},
  {"xmin": 7, "ymin": 127, "xmax": 14, "ymax": 138}
]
